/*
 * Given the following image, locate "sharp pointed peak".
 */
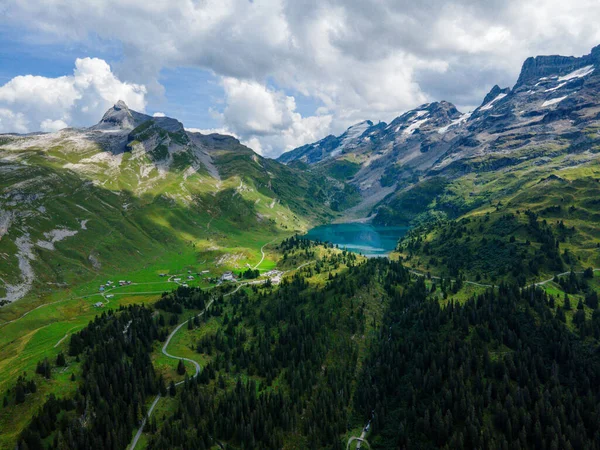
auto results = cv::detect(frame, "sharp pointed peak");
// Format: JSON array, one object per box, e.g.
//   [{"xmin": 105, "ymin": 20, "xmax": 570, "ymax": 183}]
[
  {"xmin": 113, "ymin": 100, "xmax": 129, "ymax": 110},
  {"xmin": 91, "ymin": 100, "xmax": 148, "ymax": 131}
]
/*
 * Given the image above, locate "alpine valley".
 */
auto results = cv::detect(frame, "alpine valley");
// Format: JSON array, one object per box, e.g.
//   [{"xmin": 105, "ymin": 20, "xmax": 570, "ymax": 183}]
[{"xmin": 3, "ymin": 45, "xmax": 600, "ymax": 450}]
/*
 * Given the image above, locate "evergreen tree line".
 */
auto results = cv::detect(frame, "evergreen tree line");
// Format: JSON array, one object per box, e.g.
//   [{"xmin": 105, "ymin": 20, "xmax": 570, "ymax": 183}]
[
  {"xmin": 400, "ymin": 211, "xmax": 566, "ymax": 283},
  {"xmin": 148, "ymin": 258, "xmax": 408, "ymax": 449},
  {"xmin": 355, "ymin": 279, "xmax": 600, "ymax": 449},
  {"xmin": 3, "ymin": 374, "xmax": 37, "ymax": 407},
  {"xmin": 18, "ymin": 305, "xmax": 166, "ymax": 450},
  {"xmin": 154, "ymin": 285, "xmax": 212, "ymax": 313}
]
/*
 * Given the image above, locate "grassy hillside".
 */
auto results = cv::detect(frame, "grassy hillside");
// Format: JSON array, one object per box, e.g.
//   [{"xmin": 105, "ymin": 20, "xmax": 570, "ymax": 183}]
[
  {"xmin": 0, "ymin": 127, "xmax": 348, "ymax": 447},
  {"xmin": 8, "ymin": 247, "xmax": 600, "ymax": 449},
  {"xmin": 385, "ymin": 148, "xmax": 600, "ymax": 283}
]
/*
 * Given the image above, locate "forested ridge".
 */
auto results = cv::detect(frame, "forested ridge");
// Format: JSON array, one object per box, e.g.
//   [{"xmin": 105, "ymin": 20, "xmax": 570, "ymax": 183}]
[
  {"xmin": 148, "ymin": 258, "xmax": 403, "ymax": 449},
  {"xmin": 18, "ymin": 306, "xmax": 165, "ymax": 450},
  {"xmin": 356, "ymin": 279, "xmax": 600, "ymax": 449},
  {"xmin": 400, "ymin": 210, "xmax": 567, "ymax": 284},
  {"xmin": 10, "ymin": 250, "xmax": 600, "ymax": 449}
]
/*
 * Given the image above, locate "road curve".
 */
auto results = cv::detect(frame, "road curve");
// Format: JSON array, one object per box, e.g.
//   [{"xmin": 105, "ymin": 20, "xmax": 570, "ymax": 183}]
[
  {"xmin": 129, "ymin": 260, "xmax": 316, "ymax": 449},
  {"xmin": 528, "ymin": 269, "xmax": 600, "ymax": 287},
  {"xmin": 162, "ymin": 317, "xmax": 203, "ymax": 380},
  {"xmin": 129, "ymin": 280, "xmax": 265, "ymax": 449},
  {"xmin": 129, "ymin": 294, "xmax": 218, "ymax": 450},
  {"xmin": 253, "ymin": 238, "xmax": 277, "ymax": 270},
  {"xmin": 410, "ymin": 268, "xmax": 600, "ymax": 290},
  {"xmin": 129, "ymin": 394, "xmax": 162, "ymax": 449}
]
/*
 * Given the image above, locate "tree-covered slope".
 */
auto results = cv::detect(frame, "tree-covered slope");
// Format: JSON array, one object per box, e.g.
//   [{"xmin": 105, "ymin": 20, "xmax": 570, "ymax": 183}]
[
  {"xmin": 396, "ymin": 161, "xmax": 600, "ymax": 284},
  {"xmin": 356, "ymin": 281, "xmax": 600, "ymax": 449},
  {"xmin": 9, "ymin": 250, "xmax": 600, "ymax": 449}
]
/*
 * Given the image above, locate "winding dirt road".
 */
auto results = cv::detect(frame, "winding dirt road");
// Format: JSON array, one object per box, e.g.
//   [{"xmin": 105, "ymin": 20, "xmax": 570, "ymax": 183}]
[{"xmin": 129, "ymin": 261, "xmax": 315, "ymax": 449}]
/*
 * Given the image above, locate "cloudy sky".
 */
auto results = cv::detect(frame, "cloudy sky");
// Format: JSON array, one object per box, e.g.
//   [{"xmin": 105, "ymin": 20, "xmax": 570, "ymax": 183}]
[{"xmin": 1, "ymin": 0, "xmax": 600, "ymax": 157}]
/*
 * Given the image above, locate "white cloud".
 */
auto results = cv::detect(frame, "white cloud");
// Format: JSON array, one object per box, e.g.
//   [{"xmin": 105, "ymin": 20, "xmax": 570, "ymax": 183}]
[
  {"xmin": 40, "ymin": 119, "xmax": 69, "ymax": 132},
  {"xmin": 0, "ymin": 57, "xmax": 146, "ymax": 133},
  {"xmin": 185, "ymin": 127, "xmax": 238, "ymax": 137},
  {"xmin": 3, "ymin": 0, "xmax": 600, "ymax": 153},
  {"xmin": 152, "ymin": 112, "xmax": 166, "ymax": 117},
  {"xmin": 0, "ymin": 108, "xmax": 28, "ymax": 134},
  {"xmin": 214, "ymin": 78, "xmax": 332, "ymax": 157}
]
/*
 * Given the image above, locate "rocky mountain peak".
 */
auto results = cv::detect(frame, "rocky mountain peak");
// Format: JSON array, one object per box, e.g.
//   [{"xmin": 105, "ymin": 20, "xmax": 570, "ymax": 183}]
[
  {"xmin": 514, "ymin": 46, "xmax": 600, "ymax": 88},
  {"xmin": 113, "ymin": 100, "xmax": 129, "ymax": 111},
  {"xmin": 423, "ymin": 101, "xmax": 462, "ymax": 121},
  {"xmin": 91, "ymin": 101, "xmax": 150, "ymax": 131},
  {"xmin": 590, "ymin": 44, "xmax": 600, "ymax": 61},
  {"xmin": 480, "ymin": 85, "xmax": 511, "ymax": 106},
  {"xmin": 91, "ymin": 102, "xmax": 185, "ymax": 136}
]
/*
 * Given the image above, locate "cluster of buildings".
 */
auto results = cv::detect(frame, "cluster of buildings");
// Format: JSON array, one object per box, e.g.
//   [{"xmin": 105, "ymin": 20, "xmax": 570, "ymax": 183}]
[
  {"xmin": 218, "ymin": 269, "xmax": 284, "ymax": 284},
  {"xmin": 98, "ymin": 280, "xmax": 131, "ymax": 292},
  {"xmin": 264, "ymin": 270, "xmax": 284, "ymax": 285},
  {"xmin": 93, "ymin": 266, "xmax": 287, "ymax": 310}
]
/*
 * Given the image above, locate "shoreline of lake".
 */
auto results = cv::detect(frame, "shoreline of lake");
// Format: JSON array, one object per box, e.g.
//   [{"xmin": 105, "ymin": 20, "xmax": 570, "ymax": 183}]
[{"xmin": 304, "ymin": 223, "xmax": 409, "ymax": 257}]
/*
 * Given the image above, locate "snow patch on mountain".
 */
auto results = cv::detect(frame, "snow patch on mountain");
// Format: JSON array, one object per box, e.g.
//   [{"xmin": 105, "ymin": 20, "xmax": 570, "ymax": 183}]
[
  {"xmin": 341, "ymin": 121, "xmax": 371, "ymax": 144},
  {"xmin": 479, "ymin": 93, "xmax": 507, "ymax": 111},
  {"xmin": 394, "ymin": 111, "xmax": 428, "ymax": 134},
  {"xmin": 326, "ymin": 120, "xmax": 373, "ymax": 158},
  {"xmin": 402, "ymin": 117, "xmax": 429, "ymax": 135},
  {"xmin": 438, "ymin": 112, "xmax": 472, "ymax": 134},
  {"xmin": 542, "ymin": 96, "xmax": 568, "ymax": 107},
  {"xmin": 558, "ymin": 65, "xmax": 594, "ymax": 82},
  {"xmin": 333, "ymin": 121, "xmax": 372, "ymax": 156},
  {"xmin": 544, "ymin": 82, "xmax": 567, "ymax": 92}
]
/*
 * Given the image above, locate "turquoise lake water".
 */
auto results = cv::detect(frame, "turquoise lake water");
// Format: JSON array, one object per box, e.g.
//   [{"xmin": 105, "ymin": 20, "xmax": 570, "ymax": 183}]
[{"xmin": 304, "ymin": 223, "xmax": 409, "ymax": 257}]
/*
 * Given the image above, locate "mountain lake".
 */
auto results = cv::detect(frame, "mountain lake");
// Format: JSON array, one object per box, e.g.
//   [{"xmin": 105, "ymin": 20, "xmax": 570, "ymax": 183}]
[{"xmin": 304, "ymin": 223, "xmax": 409, "ymax": 257}]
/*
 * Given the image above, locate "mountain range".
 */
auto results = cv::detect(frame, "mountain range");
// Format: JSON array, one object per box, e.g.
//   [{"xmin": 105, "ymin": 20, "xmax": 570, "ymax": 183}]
[
  {"xmin": 279, "ymin": 44, "xmax": 600, "ymax": 224},
  {"xmin": 0, "ymin": 101, "xmax": 350, "ymax": 304},
  {"xmin": 4, "ymin": 44, "xmax": 600, "ymax": 304}
]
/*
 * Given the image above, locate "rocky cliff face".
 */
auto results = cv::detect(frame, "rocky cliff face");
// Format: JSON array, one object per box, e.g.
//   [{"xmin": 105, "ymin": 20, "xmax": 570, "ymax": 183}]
[
  {"xmin": 90, "ymin": 100, "xmax": 149, "ymax": 131},
  {"xmin": 514, "ymin": 45, "xmax": 600, "ymax": 87}
]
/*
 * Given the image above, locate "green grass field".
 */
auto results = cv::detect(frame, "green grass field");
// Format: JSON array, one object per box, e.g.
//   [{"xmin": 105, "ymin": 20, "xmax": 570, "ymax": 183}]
[{"xmin": 397, "ymin": 155, "xmax": 600, "ymax": 284}]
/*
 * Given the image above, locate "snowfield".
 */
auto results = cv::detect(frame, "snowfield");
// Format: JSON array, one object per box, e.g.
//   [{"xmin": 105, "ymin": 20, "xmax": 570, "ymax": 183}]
[
  {"xmin": 438, "ymin": 112, "xmax": 472, "ymax": 134},
  {"xmin": 558, "ymin": 65, "xmax": 594, "ymax": 82},
  {"xmin": 542, "ymin": 95, "xmax": 569, "ymax": 107}
]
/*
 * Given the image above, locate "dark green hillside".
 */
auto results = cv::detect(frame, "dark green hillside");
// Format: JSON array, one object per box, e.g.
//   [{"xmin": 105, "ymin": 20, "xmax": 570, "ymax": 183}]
[
  {"xmin": 374, "ymin": 177, "xmax": 450, "ymax": 226},
  {"xmin": 319, "ymin": 159, "xmax": 362, "ymax": 181},
  {"xmin": 19, "ymin": 305, "xmax": 163, "ymax": 450},
  {"xmin": 148, "ymin": 252, "xmax": 388, "ymax": 449},
  {"xmin": 355, "ymin": 283, "xmax": 600, "ymax": 449},
  {"xmin": 397, "ymin": 171, "xmax": 600, "ymax": 283},
  {"xmin": 8, "ymin": 246, "xmax": 600, "ymax": 449}
]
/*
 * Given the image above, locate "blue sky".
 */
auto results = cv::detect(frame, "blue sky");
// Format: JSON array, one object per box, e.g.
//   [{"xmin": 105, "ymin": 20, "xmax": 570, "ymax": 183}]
[
  {"xmin": 0, "ymin": 26, "xmax": 222, "ymax": 129},
  {"xmin": 1, "ymin": 0, "xmax": 599, "ymax": 157},
  {"xmin": 0, "ymin": 23, "xmax": 323, "ymax": 140}
]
